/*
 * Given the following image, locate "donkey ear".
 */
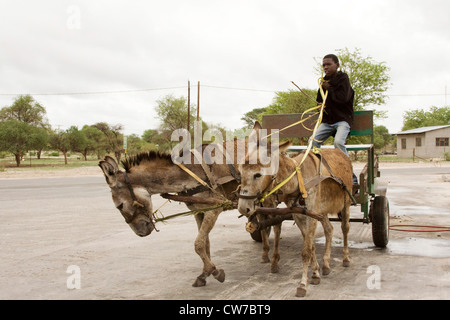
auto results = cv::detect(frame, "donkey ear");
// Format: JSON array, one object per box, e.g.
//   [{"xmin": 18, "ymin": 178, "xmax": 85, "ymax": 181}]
[
  {"xmin": 279, "ymin": 140, "xmax": 292, "ymax": 152},
  {"xmin": 104, "ymin": 156, "xmax": 119, "ymax": 172},
  {"xmin": 249, "ymin": 121, "xmax": 263, "ymax": 143},
  {"xmin": 99, "ymin": 156, "xmax": 119, "ymax": 186},
  {"xmin": 253, "ymin": 121, "xmax": 262, "ymax": 131}
]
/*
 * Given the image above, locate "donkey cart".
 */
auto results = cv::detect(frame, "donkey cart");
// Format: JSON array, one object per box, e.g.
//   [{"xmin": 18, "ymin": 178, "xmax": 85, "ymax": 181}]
[{"xmin": 257, "ymin": 110, "xmax": 390, "ymax": 248}]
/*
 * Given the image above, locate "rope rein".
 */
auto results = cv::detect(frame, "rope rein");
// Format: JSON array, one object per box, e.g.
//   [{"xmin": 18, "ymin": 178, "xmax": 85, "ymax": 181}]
[{"xmin": 259, "ymin": 78, "xmax": 328, "ymax": 203}]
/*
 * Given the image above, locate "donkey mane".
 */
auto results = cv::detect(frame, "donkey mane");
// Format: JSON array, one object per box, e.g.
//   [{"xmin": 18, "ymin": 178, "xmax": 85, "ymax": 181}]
[{"xmin": 121, "ymin": 151, "xmax": 173, "ymax": 172}]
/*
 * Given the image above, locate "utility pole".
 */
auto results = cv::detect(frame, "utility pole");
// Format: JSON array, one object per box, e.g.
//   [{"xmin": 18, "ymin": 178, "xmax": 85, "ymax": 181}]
[
  {"xmin": 187, "ymin": 80, "xmax": 191, "ymax": 131},
  {"xmin": 197, "ymin": 81, "xmax": 200, "ymax": 121}
]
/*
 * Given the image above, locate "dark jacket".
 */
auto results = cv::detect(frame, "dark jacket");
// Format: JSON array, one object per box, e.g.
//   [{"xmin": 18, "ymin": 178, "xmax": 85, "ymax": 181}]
[{"xmin": 316, "ymin": 71, "xmax": 354, "ymax": 126}]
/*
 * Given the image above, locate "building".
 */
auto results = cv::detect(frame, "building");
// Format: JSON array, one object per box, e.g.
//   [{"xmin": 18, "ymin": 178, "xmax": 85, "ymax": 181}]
[{"xmin": 396, "ymin": 125, "xmax": 450, "ymax": 159}]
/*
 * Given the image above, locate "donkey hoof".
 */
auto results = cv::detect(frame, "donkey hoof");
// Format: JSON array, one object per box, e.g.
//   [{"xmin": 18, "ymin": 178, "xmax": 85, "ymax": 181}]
[
  {"xmin": 343, "ymin": 260, "xmax": 350, "ymax": 268},
  {"xmin": 261, "ymin": 256, "xmax": 270, "ymax": 263},
  {"xmin": 192, "ymin": 277, "xmax": 207, "ymax": 287},
  {"xmin": 212, "ymin": 269, "xmax": 225, "ymax": 283},
  {"xmin": 296, "ymin": 286, "xmax": 307, "ymax": 297},
  {"xmin": 311, "ymin": 277, "xmax": 321, "ymax": 285},
  {"xmin": 270, "ymin": 264, "xmax": 279, "ymax": 273},
  {"xmin": 322, "ymin": 266, "xmax": 331, "ymax": 276}
]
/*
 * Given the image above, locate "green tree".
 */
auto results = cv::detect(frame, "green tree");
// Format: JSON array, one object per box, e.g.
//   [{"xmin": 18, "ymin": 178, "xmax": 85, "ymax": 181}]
[
  {"xmin": 142, "ymin": 129, "xmax": 159, "ymax": 144},
  {"xmin": 92, "ymin": 122, "xmax": 124, "ymax": 162},
  {"xmin": 80, "ymin": 125, "xmax": 104, "ymax": 160},
  {"xmin": 242, "ymin": 89, "xmax": 317, "ymax": 129},
  {"xmin": 142, "ymin": 128, "xmax": 166, "ymax": 151},
  {"xmin": 156, "ymin": 95, "xmax": 198, "ymax": 132},
  {"xmin": 66, "ymin": 126, "xmax": 87, "ymax": 155},
  {"xmin": 126, "ymin": 134, "xmax": 143, "ymax": 155},
  {"xmin": 241, "ymin": 107, "xmax": 268, "ymax": 128},
  {"xmin": 30, "ymin": 127, "xmax": 50, "ymax": 159},
  {"xmin": 402, "ymin": 106, "xmax": 450, "ymax": 131},
  {"xmin": 265, "ymin": 89, "xmax": 317, "ymax": 115},
  {"xmin": 155, "ymin": 94, "xmax": 206, "ymax": 151},
  {"xmin": 0, "ymin": 120, "xmax": 35, "ymax": 166},
  {"xmin": 49, "ymin": 130, "xmax": 71, "ymax": 165},
  {"xmin": 0, "ymin": 95, "xmax": 51, "ymax": 165},
  {"xmin": 373, "ymin": 125, "xmax": 393, "ymax": 150},
  {"xmin": 0, "ymin": 95, "xmax": 49, "ymax": 128},
  {"xmin": 49, "ymin": 126, "xmax": 87, "ymax": 165}
]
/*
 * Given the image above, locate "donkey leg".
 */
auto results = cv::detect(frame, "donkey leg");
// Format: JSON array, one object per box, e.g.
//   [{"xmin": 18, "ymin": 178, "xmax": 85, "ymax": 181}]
[
  {"xmin": 192, "ymin": 209, "xmax": 224, "ymax": 287},
  {"xmin": 294, "ymin": 216, "xmax": 317, "ymax": 297},
  {"xmin": 320, "ymin": 215, "xmax": 333, "ymax": 275},
  {"xmin": 270, "ymin": 223, "xmax": 282, "ymax": 273},
  {"xmin": 310, "ymin": 242, "xmax": 321, "ymax": 285},
  {"xmin": 340, "ymin": 205, "xmax": 351, "ymax": 267},
  {"xmin": 297, "ymin": 237, "xmax": 314, "ymax": 297}
]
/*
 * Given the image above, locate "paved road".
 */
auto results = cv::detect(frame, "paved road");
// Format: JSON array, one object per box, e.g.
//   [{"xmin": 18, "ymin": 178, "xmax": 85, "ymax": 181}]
[{"xmin": 0, "ymin": 165, "xmax": 449, "ymax": 300}]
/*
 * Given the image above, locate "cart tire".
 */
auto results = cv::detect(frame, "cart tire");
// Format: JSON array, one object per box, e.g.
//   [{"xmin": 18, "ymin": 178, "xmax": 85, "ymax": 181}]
[
  {"xmin": 250, "ymin": 226, "xmax": 271, "ymax": 242},
  {"xmin": 370, "ymin": 195, "xmax": 390, "ymax": 247}
]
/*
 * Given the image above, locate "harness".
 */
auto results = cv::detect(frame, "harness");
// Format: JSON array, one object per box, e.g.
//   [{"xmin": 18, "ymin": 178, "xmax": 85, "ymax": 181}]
[
  {"xmin": 237, "ymin": 152, "xmax": 356, "ymax": 208},
  {"xmin": 175, "ymin": 146, "xmax": 240, "ymax": 199},
  {"xmin": 237, "ymin": 176, "xmax": 277, "ymax": 203}
]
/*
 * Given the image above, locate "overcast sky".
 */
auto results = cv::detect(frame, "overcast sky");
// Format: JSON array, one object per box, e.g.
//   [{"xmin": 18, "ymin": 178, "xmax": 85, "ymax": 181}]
[{"xmin": 0, "ymin": 0, "xmax": 449, "ymax": 136}]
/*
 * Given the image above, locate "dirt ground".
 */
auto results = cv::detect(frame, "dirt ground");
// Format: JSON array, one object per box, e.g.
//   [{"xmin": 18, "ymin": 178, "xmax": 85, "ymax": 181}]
[{"xmin": 0, "ymin": 160, "xmax": 449, "ymax": 302}]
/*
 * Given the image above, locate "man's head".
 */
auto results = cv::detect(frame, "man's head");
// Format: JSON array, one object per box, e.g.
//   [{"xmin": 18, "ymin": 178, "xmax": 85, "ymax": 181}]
[{"xmin": 322, "ymin": 54, "xmax": 339, "ymax": 78}]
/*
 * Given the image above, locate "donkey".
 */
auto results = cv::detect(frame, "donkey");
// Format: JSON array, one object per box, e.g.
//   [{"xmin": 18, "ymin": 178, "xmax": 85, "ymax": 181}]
[
  {"xmin": 99, "ymin": 140, "xmax": 278, "ymax": 288},
  {"xmin": 237, "ymin": 125, "xmax": 353, "ymax": 297}
]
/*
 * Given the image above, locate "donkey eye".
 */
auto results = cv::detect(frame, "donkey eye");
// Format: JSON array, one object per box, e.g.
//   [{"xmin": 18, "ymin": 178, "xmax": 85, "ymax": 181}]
[
  {"xmin": 116, "ymin": 203, "xmax": 124, "ymax": 210},
  {"xmin": 254, "ymin": 173, "xmax": 262, "ymax": 179}
]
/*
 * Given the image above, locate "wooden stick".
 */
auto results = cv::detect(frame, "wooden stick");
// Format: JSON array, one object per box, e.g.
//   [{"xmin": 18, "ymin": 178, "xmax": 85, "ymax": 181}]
[
  {"xmin": 251, "ymin": 213, "xmax": 293, "ymax": 231},
  {"xmin": 254, "ymin": 206, "xmax": 324, "ymax": 221}
]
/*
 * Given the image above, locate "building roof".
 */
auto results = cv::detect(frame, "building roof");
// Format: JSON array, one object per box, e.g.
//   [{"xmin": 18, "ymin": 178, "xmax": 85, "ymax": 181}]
[{"xmin": 396, "ymin": 125, "xmax": 450, "ymax": 135}]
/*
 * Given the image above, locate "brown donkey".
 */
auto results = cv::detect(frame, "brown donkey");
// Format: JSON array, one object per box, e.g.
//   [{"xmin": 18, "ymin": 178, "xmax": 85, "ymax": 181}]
[
  {"xmin": 99, "ymin": 139, "xmax": 279, "ymax": 288},
  {"xmin": 237, "ymin": 127, "xmax": 353, "ymax": 297}
]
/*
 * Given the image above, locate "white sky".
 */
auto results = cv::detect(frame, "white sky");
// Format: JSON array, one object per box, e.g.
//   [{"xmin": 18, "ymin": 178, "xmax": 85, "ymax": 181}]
[{"xmin": 0, "ymin": 0, "xmax": 449, "ymax": 136}]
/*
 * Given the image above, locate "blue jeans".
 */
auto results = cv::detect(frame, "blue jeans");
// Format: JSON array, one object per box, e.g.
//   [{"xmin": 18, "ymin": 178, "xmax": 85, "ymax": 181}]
[{"xmin": 310, "ymin": 121, "xmax": 358, "ymax": 184}]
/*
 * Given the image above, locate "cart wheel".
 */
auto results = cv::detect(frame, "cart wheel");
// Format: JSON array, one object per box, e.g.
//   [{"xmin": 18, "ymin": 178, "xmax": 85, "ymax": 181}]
[
  {"xmin": 250, "ymin": 226, "xmax": 271, "ymax": 242},
  {"xmin": 370, "ymin": 195, "xmax": 390, "ymax": 247}
]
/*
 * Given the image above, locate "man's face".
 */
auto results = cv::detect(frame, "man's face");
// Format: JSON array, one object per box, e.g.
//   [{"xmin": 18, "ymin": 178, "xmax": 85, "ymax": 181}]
[{"xmin": 322, "ymin": 58, "xmax": 339, "ymax": 77}]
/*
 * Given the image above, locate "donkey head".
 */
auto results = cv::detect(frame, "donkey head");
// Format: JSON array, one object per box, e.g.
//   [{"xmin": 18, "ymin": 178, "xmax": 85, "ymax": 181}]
[
  {"xmin": 238, "ymin": 122, "xmax": 292, "ymax": 217},
  {"xmin": 99, "ymin": 156, "xmax": 155, "ymax": 237}
]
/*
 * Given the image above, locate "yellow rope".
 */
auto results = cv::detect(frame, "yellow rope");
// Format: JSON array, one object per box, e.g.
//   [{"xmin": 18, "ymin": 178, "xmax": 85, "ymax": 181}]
[
  {"xmin": 263, "ymin": 109, "xmax": 319, "ymax": 139},
  {"xmin": 260, "ymin": 78, "xmax": 328, "ymax": 202},
  {"xmin": 152, "ymin": 199, "xmax": 170, "ymax": 221}
]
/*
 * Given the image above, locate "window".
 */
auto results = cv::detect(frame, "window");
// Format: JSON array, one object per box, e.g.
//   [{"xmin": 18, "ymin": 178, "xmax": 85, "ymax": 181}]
[
  {"xmin": 436, "ymin": 137, "xmax": 449, "ymax": 147},
  {"xmin": 401, "ymin": 138, "xmax": 407, "ymax": 149},
  {"xmin": 416, "ymin": 137, "xmax": 422, "ymax": 147}
]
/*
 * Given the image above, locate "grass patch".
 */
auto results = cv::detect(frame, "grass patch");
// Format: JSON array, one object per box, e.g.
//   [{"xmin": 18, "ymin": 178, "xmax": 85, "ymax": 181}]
[{"xmin": 0, "ymin": 155, "xmax": 101, "ymax": 171}]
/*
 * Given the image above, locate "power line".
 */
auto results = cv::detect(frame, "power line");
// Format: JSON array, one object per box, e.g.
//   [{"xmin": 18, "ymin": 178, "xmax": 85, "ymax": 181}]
[
  {"xmin": 201, "ymin": 84, "xmax": 276, "ymax": 93},
  {"xmin": 0, "ymin": 84, "xmax": 447, "ymax": 98},
  {"xmin": 0, "ymin": 86, "xmax": 188, "ymax": 96},
  {"xmin": 388, "ymin": 93, "xmax": 447, "ymax": 97}
]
